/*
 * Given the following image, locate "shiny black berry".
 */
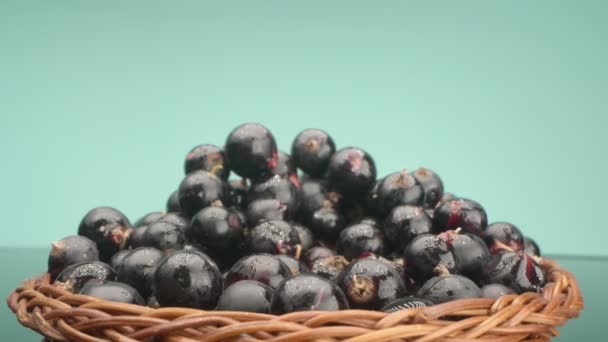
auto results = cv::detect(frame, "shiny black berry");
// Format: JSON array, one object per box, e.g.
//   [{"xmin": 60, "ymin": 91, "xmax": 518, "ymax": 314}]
[
  {"xmin": 485, "ymin": 222, "xmax": 524, "ymax": 253},
  {"xmin": 273, "ymin": 151, "xmax": 300, "ymax": 188},
  {"xmin": 77, "ymin": 207, "xmax": 132, "ymax": 262},
  {"xmin": 293, "ymin": 223, "xmax": 314, "ymax": 252},
  {"xmin": 403, "ymin": 234, "xmax": 459, "ymax": 281},
  {"xmin": 327, "ymin": 147, "xmax": 377, "ymax": 196},
  {"xmin": 246, "ymin": 199, "xmax": 289, "ymax": 227},
  {"xmin": 184, "ymin": 144, "xmax": 230, "ymax": 180},
  {"xmin": 417, "ymin": 275, "xmax": 481, "ymax": 304},
  {"xmin": 336, "ymin": 223, "xmax": 385, "ymax": 260},
  {"xmin": 128, "ymin": 225, "xmax": 148, "ymax": 249},
  {"xmin": 433, "ymin": 198, "xmax": 488, "ymax": 236},
  {"xmin": 225, "ymin": 123, "xmax": 278, "ymax": 180},
  {"xmin": 291, "ymin": 128, "xmax": 336, "ymax": 177},
  {"xmin": 157, "ymin": 212, "xmax": 190, "ymax": 235},
  {"xmin": 411, "ymin": 167, "xmax": 444, "ymax": 209},
  {"xmin": 166, "ymin": 190, "xmax": 182, "ymax": 213},
  {"xmin": 189, "ymin": 206, "xmax": 244, "ymax": 253},
  {"xmin": 297, "ymin": 179, "xmax": 330, "ymax": 219},
  {"xmin": 217, "ymin": 280, "xmax": 274, "ymax": 313},
  {"xmin": 302, "ymin": 246, "xmax": 335, "ymax": 269},
  {"xmin": 524, "ymin": 236, "xmax": 541, "ymax": 257},
  {"xmin": 79, "ymin": 280, "xmax": 144, "ymax": 305},
  {"xmin": 224, "ymin": 253, "xmax": 292, "ymax": 289},
  {"xmin": 247, "ymin": 220, "xmax": 301, "ymax": 257},
  {"xmin": 480, "ymin": 283, "xmax": 515, "ymax": 299},
  {"xmin": 226, "ymin": 179, "xmax": 249, "ymax": 208},
  {"xmin": 142, "ymin": 221, "xmax": 185, "ymax": 252},
  {"xmin": 177, "ymin": 171, "xmax": 225, "ymax": 217},
  {"xmin": 134, "ymin": 211, "xmax": 165, "ymax": 227},
  {"xmin": 309, "ymin": 207, "xmax": 346, "ymax": 241},
  {"xmin": 311, "ymin": 256, "xmax": 349, "ymax": 282},
  {"xmin": 117, "ymin": 247, "xmax": 164, "ymax": 298},
  {"xmin": 444, "ymin": 230, "xmax": 490, "ymax": 280},
  {"xmin": 483, "ymin": 251, "xmax": 546, "ymax": 293},
  {"xmin": 383, "ymin": 206, "xmax": 432, "ymax": 253},
  {"xmin": 271, "ymin": 274, "xmax": 349, "ymax": 313},
  {"xmin": 110, "ymin": 249, "xmax": 129, "ymax": 270},
  {"xmin": 48, "ymin": 236, "xmax": 99, "ymax": 281},
  {"xmin": 364, "ymin": 180, "xmax": 382, "ymax": 217},
  {"xmin": 246, "ymin": 175, "xmax": 299, "ymax": 216},
  {"xmin": 56, "ymin": 261, "xmax": 116, "ymax": 292},
  {"xmin": 276, "ymin": 255, "xmax": 308, "ymax": 276},
  {"xmin": 376, "ymin": 170, "xmax": 423, "ymax": 216},
  {"xmin": 337, "ymin": 258, "xmax": 406, "ymax": 310},
  {"xmin": 153, "ymin": 250, "xmax": 222, "ymax": 309}
]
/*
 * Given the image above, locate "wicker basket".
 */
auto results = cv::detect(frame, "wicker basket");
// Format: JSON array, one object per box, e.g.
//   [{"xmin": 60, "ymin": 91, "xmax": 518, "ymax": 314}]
[{"xmin": 7, "ymin": 258, "xmax": 582, "ymax": 342}]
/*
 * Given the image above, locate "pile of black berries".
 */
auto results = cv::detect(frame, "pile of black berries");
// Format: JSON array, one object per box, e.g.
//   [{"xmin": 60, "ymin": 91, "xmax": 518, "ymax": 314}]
[{"xmin": 47, "ymin": 123, "xmax": 545, "ymax": 313}]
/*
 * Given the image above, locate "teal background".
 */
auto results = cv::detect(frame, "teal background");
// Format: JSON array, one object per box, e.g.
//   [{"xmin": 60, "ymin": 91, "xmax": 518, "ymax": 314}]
[{"xmin": 1, "ymin": 1, "xmax": 606, "ymax": 340}]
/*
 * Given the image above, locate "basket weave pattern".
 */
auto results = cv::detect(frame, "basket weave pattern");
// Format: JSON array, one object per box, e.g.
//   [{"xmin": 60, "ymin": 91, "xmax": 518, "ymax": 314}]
[{"xmin": 7, "ymin": 258, "xmax": 582, "ymax": 342}]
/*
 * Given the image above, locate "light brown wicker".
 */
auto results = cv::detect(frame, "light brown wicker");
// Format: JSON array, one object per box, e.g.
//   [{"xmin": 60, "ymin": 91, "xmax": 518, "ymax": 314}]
[{"xmin": 7, "ymin": 258, "xmax": 582, "ymax": 342}]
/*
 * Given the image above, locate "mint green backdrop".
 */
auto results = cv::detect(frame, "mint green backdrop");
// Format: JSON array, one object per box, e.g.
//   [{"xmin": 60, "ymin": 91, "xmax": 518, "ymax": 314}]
[{"xmin": 1, "ymin": 1, "xmax": 606, "ymax": 254}]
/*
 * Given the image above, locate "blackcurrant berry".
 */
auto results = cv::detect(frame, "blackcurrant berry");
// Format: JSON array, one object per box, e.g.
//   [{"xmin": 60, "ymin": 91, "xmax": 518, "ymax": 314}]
[
  {"xmin": 383, "ymin": 206, "xmax": 432, "ymax": 253},
  {"xmin": 246, "ymin": 175, "xmax": 299, "ymax": 216},
  {"xmin": 376, "ymin": 170, "xmax": 423, "ymax": 216},
  {"xmin": 226, "ymin": 179, "xmax": 249, "ymax": 208},
  {"xmin": 128, "ymin": 225, "xmax": 148, "ymax": 249},
  {"xmin": 327, "ymin": 147, "xmax": 376, "ymax": 196},
  {"xmin": 224, "ymin": 253, "xmax": 292, "ymax": 289},
  {"xmin": 445, "ymin": 230, "xmax": 490, "ymax": 280},
  {"xmin": 142, "ymin": 221, "xmax": 185, "ymax": 252},
  {"xmin": 134, "ymin": 211, "xmax": 165, "ymax": 227},
  {"xmin": 336, "ymin": 223, "xmax": 385, "ymax": 260},
  {"xmin": 110, "ymin": 249, "xmax": 129, "ymax": 270},
  {"xmin": 311, "ymin": 255, "xmax": 349, "ymax": 282},
  {"xmin": 483, "ymin": 251, "xmax": 546, "ymax": 294},
  {"xmin": 302, "ymin": 246, "xmax": 335, "ymax": 269},
  {"xmin": 293, "ymin": 223, "xmax": 314, "ymax": 252},
  {"xmin": 177, "ymin": 171, "xmax": 225, "ymax": 217},
  {"xmin": 225, "ymin": 123, "xmax": 278, "ymax": 180},
  {"xmin": 271, "ymin": 274, "xmax": 349, "ymax": 313},
  {"xmin": 56, "ymin": 261, "xmax": 116, "ymax": 292},
  {"xmin": 309, "ymin": 206, "xmax": 346, "ymax": 241},
  {"xmin": 153, "ymin": 250, "xmax": 222, "ymax": 309},
  {"xmin": 417, "ymin": 275, "xmax": 481, "ymax": 304},
  {"xmin": 79, "ymin": 280, "xmax": 144, "ymax": 305},
  {"xmin": 189, "ymin": 206, "xmax": 244, "ymax": 253},
  {"xmin": 411, "ymin": 167, "xmax": 444, "ymax": 209},
  {"xmin": 247, "ymin": 220, "xmax": 301, "ymax": 257},
  {"xmin": 77, "ymin": 207, "xmax": 132, "ymax": 262},
  {"xmin": 166, "ymin": 190, "xmax": 182, "ymax": 213},
  {"xmin": 433, "ymin": 198, "xmax": 488, "ymax": 236},
  {"xmin": 117, "ymin": 247, "xmax": 164, "ymax": 298},
  {"xmin": 184, "ymin": 144, "xmax": 230, "ymax": 180},
  {"xmin": 291, "ymin": 128, "xmax": 336, "ymax": 177},
  {"xmin": 48, "ymin": 236, "xmax": 99, "ymax": 281},
  {"xmin": 524, "ymin": 236, "xmax": 541, "ymax": 257},
  {"xmin": 403, "ymin": 234, "xmax": 459, "ymax": 281},
  {"xmin": 276, "ymin": 255, "xmax": 308, "ymax": 276},
  {"xmin": 217, "ymin": 280, "xmax": 274, "ymax": 313},
  {"xmin": 273, "ymin": 151, "xmax": 300, "ymax": 189},
  {"xmin": 485, "ymin": 222, "xmax": 524, "ymax": 253},
  {"xmin": 246, "ymin": 199, "xmax": 289, "ymax": 227}
]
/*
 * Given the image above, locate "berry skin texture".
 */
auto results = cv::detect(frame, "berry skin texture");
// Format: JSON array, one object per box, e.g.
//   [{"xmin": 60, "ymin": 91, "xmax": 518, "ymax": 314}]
[
  {"xmin": 276, "ymin": 255, "xmax": 309, "ymax": 276},
  {"xmin": 188, "ymin": 206, "xmax": 244, "ymax": 253},
  {"xmin": 445, "ymin": 231, "xmax": 490, "ymax": 280},
  {"xmin": 55, "ymin": 261, "xmax": 117, "ymax": 292},
  {"xmin": 411, "ymin": 167, "xmax": 444, "ymax": 209},
  {"xmin": 483, "ymin": 251, "xmax": 546, "ymax": 294},
  {"xmin": 247, "ymin": 220, "xmax": 301, "ymax": 257},
  {"xmin": 225, "ymin": 123, "xmax": 278, "ymax": 180},
  {"xmin": 338, "ymin": 258, "xmax": 406, "ymax": 310},
  {"xmin": 154, "ymin": 250, "xmax": 222, "ymax": 309},
  {"xmin": 383, "ymin": 206, "xmax": 432, "ymax": 253},
  {"xmin": 293, "ymin": 223, "xmax": 314, "ymax": 252},
  {"xmin": 297, "ymin": 180, "xmax": 330, "ymax": 218},
  {"xmin": 272, "ymin": 151, "xmax": 300, "ymax": 188},
  {"xmin": 216, "ymin": 280, "xmax": 274, "ymax": 313},
  {"xmin": 224, "ymin": 253, "xmax": 292, "ymax": 289},
  {"xmin": 302, "ymin": 246, "xmax": 336, "ymax": 269},
  {"xmin": 433, "ymin": 198, "xmax": 488, "ymax": 236},
  {"xmin": 128, "ymin": 225, "xmax": 148, "ymax": 249},
  {"xmin": 524, "ymin": 236, "xmax": 541, "ymax": 257},
  {"xmin": 110, "ymin": 249, "xmax": 130, "ymax": 270},
  {"xmin": 166, "ymin": 190, "xmax": 182, "ymax": 213},
  {"xmin": 48, "ymin": 236, "xmax": 99, "ymax": 281},
  {"xmin": 246, "ymin": 199, "xmax": 289, "ymax": 227},
  {"xmin": 77, "ymin": 207, "xmax": 132, "ymax": 262},
  {"xmin": 403, "ymin": 234, "xmax": 459, "ymax": 281},
  {"xmin": 327, "ymin": 147, "xmax": 377, "ymax": 196},
  {"xmin": 291, "ymin": 128, "xmax": 336, "ymax": 177},
  {"xmin": 246, "ymin": 175, "xmax": 299, "ymax": 216},
  {"xmin": 134, "ymin": 211, "xmax": 165, "ymax": 227},
  {"xmin": 177, "ymin": 171, "xmax": 225, "ymax": 217},
  {"xmin": 226, "ymin": 179, "xmax": 249, "ymax": 208},
  {"xmin": 376, "ymin": 170, "xmax": 423, "ymax": 216},
  {"xmin": 309, "ymin": 207, "xmax": 346, "ymax": 241},
  {"xmin": 271, "ymin": 274, "xmax": 349, "ymax": 314},
  {"xmin": 311, "ymin": 256, "xmax": 349, "ymax": 282},
  {"xmin": 485, "ymin": 222, "xmax": 524, "ymax": 253},
  {"xmin": 141, "ymin": 221, "xmax": 185, "ymax": 252},
  {"xmin": 184, "ymin": 144, "xmax": 230, "ymax": 180},
  {"xmin": 417, "ymin": 275, "xmax": 482, "ymax": 304},
  {"xmin": 79, "ymin": 280, "xmax": 144, "ymax": 305},
  {"xmin": 117, "ymin": 247, "xmax": 164, "ymax": 298},
  {"xmin": 336, "ymin": 223, "xmax": 385, "ymax": 260},
  {"xmin": 480, "ymin": 284, "xmax": 515, "ymax": 299}
]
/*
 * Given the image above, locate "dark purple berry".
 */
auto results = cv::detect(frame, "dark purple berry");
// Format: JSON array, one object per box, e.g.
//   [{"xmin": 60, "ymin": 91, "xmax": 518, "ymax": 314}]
[
  {"xmin": 184, "ymin": 144, "xmax": 230, "ymax": 180},
  {"xmin": 524, "ymin": 236, "xmax": 541, "ymax": 257},
  {"xmin": 376, "ymin": 170, "xmax": 423, "ymax": 216},
  {"xmin": 336, "ymin": 223, "xmax": 385, "ymax": 260},
  {"xmin": 224, "ymin": 253, "xmax": 292, "ymax": 289},
  {"xmin": 79, "ymin": 280, "xmax": 144, "ymax": 305},
  {"xmin": 273, "ymin": 151, "xmax": 300, "ymax": 189},
  {"xmin": 327, "ymin": 147, "xmax": 377, "ymax": 196},
  {"xmin": 483, "ymin": 251, "xmax": 546, "ymax": 293},
  {"xmin": 246, "ymin": 175, "xmax": 299, "ymax": 216},
  {"xmin": 48, "ymin": 236, "xmax": 99, "ymax": 281},
  {"xmin": 153, "ymin": 250, "xmax": 222, "ymax": 309},
  {"xmin": 117, "ymin": 247, "xmax": 164, "ymax": 298},
  {"xmin": 293, "ymin": 223, "xmax": 314, "ymax": 252},
  {"xmin": 485, "ymin": 222, "xmax": 524, "ymax": 253},
  {"xmin": 291, "ymin": 128, "xmax": 336, "ymax": 177},
  {"xmin": 217, "ymin": 280, "xmax": 274, "ymax": 313},
  {"xmin": 247, "ymin": 220, "xmax": 301, "ymax": 257},
  {"xmin": 418, "ymin": 275, "xmax": 481, "ymax": 304},
  {"xmin": 177, "ymin": 171, "xmax": 225, "ymax": 217},
  {"xmin": 337, "ymin": 258, "xmax": 406, "ymax": 310},
  {"xmin": 110, "ymin": 249, "xmax": 129, "ymax": 270},
  {"xmin": 226, "ymin": 179, "xmax": 249, "ymax": 208},
  {"xmin": 77, "ymin": 207, "xmax": 132, "ymax": 262},
  {"xmin": 433, "ymin": 198, "xmax": 488, "ymax": 236},
  {"xmin": 134, "ymin": 211, "xmax": 165, "ymax": 227},
  {"xmin": 246, "ymin": 199, "xmax": 289, "ymax": 227},
  {"xmin": 411, "ymin": 167, "xmax": 444, "ymax": 208},
  {"xmin": 480, "ymin": 284, "xmax": 515, "ymax": 299},
  {"xmin": 403, "ymin": 234, "xmax": 459, "ymax": 281},
  {"xmin": 309, "ymin": 207, "xmax": 346, "ymax": 241},
  {"xmin": 141, "ymin": 221, "xmax": 185, "ymax": 252},
  {"xmin": 276, "ymin": 255, "xmax": 308, "ymax": 276},
  {"xmin": 189, "ymin": 206, "xmax": 244, "ymax": 253},
  {"xmin": 383, "ymin": 206, "xmax": 432, "ymax": 252},
  {"xmin": 311, "ymin": 256, "xmax": 349, "ymax": 282},
  {"xmin": 297, "ymin": 179, "xmax": 330, "ymax": 219},
  {"xmin": 302, "ymin": 246, "xmax": 335, "ymax": 269},
  {"xmin": 442, "ymin": 230, "xmax": 490, "ymax": 280},
  {"xmin": 364, "ymin": 180, "xmax": 382, "ymax": 217},
  {"xmin": 271, "ymin": 274, "xmax": 349, "ymax": 313},
  {"xmin": 166, "ymin": 190, "xmax": 182, "ymax": 213},
  {"xmin": 128, "ymin": 225, "xmax": 148, "ymax": 249},
  {"xmin": 225, "ymin": 123, "xmax": 278, "ymax": 180},
  {"xmin": 56, "ymin": 261, "xmax": 116, "ymax": 292}
]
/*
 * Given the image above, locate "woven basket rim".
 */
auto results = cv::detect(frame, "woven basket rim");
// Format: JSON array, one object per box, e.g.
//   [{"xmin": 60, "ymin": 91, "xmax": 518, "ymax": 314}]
[{"xmin": 7, "ymin": 257, "xmax": 583, "ymax": 342}]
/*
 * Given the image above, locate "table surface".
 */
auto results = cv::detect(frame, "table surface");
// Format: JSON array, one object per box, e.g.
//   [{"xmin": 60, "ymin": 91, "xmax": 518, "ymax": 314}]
[{"xmin": 2, "ymin": 248, "xmax": 604, "ymax": 341}]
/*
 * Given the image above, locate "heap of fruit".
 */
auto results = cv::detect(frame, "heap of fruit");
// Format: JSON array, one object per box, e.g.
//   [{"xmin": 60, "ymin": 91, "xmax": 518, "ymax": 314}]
[{"xmin": 47, "ymin": 123, "xmax": 545, "ymax": 314}]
